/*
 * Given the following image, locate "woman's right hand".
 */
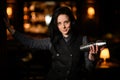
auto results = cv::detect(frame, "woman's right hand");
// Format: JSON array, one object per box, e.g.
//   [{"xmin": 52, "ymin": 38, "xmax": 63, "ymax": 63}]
[{"xmin": 3, "ymin": 13, "xmax": 15, "ymax": 35}]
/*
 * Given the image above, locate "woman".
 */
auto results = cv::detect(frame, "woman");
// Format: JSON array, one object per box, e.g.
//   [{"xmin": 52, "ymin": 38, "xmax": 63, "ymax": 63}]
[{"xmin": 5, "ymin": 7, "xmax": 99, "ymax": 80}]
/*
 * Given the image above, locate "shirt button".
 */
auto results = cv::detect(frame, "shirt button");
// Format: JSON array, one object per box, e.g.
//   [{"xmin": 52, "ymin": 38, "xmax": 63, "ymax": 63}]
[
  {"xmin": 70, "ymin": 54, "xmax": 72, "ymax": 57},
  {"xmin": 56, "ymin": 53, "xmax": 59, "ymax": 56},
  {"xmin": 65, "ymin": 79, "xmax": 68, "ymax": 80},
  {"xmin": 67, "ymin": 70, "xmax": 70, "ymax": 74}
]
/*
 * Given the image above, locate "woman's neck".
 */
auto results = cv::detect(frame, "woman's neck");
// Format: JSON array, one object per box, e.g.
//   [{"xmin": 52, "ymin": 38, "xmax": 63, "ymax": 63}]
[
  {"xmin": 63, "ymin": 33, "xmax": 72, "ymax": 42},
  {"xmin": 62, "ymin": 32, "xmax": 72, "ymax": 38},
  {"xmin": 63, "ymin": 34, "xmax": 69, "ymax": 38}
]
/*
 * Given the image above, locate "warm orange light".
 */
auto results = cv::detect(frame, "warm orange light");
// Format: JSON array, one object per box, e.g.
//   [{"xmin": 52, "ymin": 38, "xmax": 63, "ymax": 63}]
[
  {"xmin": 87, "ymin": 7, "xmax": 95, "ymax": 19},
  {"xmin": 98, "ymin": 48, "xmax": 119, "ymax": 68},
  {"xmin": 23, "ymin": 15, "xmax": 29, "ymax": 20},
  {"xmin": 6, "ymin": 7, "xmax": 12, "ymax": 18},
  {"xmin": 24, "ymin": 6, "xmax": 28, "ymax": 12},
  {"xmin": 100, "ymin": 48, "xmax": 110, "ymax": 62}
]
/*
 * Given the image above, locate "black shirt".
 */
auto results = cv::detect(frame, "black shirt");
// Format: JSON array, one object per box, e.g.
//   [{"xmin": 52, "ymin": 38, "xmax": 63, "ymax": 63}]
[{"xmin": 13, "ymin": 31, "xmax": 96, "ymax": 80}]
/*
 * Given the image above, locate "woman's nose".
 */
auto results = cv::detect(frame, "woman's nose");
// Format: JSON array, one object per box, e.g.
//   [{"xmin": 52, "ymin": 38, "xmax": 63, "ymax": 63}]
[{"xmin": 62, "ymin": 24, "xmax": 66, "ymax": 28}]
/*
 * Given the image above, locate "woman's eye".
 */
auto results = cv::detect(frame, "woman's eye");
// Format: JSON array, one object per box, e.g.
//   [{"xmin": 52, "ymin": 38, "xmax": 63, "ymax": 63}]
[
  {"xmin": 65, "ymin": 21, "xmax": 70, "ymax": 24},
  {"xmin": 57, "ymin": 22, "xmax": 61, "ymax": 26}
]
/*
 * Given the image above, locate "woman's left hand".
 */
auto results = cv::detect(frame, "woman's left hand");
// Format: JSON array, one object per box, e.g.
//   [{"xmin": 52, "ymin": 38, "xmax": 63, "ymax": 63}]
[{"xmin": 88, "ymin": 45, "xmax": 98, "ymax": 61}]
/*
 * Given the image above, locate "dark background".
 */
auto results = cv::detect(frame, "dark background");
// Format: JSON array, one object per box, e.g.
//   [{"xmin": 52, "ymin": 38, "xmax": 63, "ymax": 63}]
[{"xmin": 0, "ymin": 0, "xmax": 120, "ymax": 80}]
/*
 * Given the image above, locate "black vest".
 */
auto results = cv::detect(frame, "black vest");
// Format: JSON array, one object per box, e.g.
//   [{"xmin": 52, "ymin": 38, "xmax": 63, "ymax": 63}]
[{"xmin": 47, "ymin": 35, "xmax": 87, "ymax": 80}]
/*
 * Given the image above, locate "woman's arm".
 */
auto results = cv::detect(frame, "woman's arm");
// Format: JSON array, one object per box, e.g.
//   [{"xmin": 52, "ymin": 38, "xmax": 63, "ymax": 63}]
[
  {"xmin": 4, "ymin": 13, "xmax": 51, "ymax": 50},
  {"xmin": 13, "ymin": 31, "xmax": 51, "ymax": 50},
  {"xmin": 82, "ymin": 36, "xmax": 98, "ymax": 71}
]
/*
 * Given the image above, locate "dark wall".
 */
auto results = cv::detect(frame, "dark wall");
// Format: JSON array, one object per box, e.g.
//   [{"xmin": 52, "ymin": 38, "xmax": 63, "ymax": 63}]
[{"xmin": 0, "ymin": 0, "xmax": 8, "ymax": 79}]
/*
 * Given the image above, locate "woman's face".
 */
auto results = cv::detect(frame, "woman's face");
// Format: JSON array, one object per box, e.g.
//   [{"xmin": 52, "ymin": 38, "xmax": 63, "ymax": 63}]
[{"xmin": 57, "ymin": 14, "xmax": 71, "ymax": 37}]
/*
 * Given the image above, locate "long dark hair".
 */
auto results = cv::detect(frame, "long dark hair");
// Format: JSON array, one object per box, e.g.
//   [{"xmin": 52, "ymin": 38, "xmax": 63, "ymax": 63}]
[{"xmin": 48, "ymin": 6, "xmax": 79, "ymax": 45}]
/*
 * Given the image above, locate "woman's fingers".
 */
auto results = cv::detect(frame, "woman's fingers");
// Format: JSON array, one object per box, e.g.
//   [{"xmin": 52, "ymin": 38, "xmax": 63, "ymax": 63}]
[
  {"xmin": 89, "ymin": 45, "xmax": 98, "ymax": 54},
  {"xmin": 95, "ymin": 45, "xmax": 98, "ymax": 53}
]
